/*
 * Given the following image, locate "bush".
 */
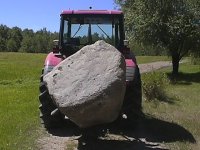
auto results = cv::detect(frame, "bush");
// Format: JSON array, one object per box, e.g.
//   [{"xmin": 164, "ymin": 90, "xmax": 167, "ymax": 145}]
[
  {"xmin": 142, "ymin": 72, "xmax": 169, "ymax": 101},
  {"xmin": 191, "ymin": 54, "xmax": 200, "ymax": 65}
]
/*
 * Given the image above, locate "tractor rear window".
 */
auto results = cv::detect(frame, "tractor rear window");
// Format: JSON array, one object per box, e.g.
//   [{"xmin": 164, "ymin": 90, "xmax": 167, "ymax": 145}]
[{"xmin": 62, "ymin": 15, "xmax": 122, "ymax": 49}]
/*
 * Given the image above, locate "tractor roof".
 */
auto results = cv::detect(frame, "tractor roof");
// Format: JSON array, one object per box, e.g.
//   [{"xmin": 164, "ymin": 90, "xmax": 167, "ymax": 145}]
[{"xmin": 61, "ymin": 10, "xmax": 123, "ymax": 15}]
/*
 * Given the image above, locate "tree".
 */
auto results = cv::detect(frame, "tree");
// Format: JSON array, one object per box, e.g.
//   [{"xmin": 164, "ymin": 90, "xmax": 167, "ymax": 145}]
[
  {"xmin": 6, "ymin": 39, "xmax": 18, "ymax": 52},
  {"xmin": 7, "ymin": 27, "xmax": 23, "ymax": 52},
  {"xmin": 22, "ymin": 28, "xmax": 34, "ymax": 37},
  {"xmin": 0, "ymin": 25, "xmax": 9, "ymax": 51},
  {"xmin": 0, "ymin": 25, "xmax": 59, "ymax": 53},
  {"xmin": 115, "ymin": 0, "xmax": 200, "ymax": 75},
  {"xmin": 33, "ymin": 28, "xmax": 58, "ymax": 53},
  {"xmin": 20, "ymin": 36, "xmax": 35, "ymax": 53},
  {"xmin": 0, "ymin": 38, "xmax": 7, "ymax": 51}
]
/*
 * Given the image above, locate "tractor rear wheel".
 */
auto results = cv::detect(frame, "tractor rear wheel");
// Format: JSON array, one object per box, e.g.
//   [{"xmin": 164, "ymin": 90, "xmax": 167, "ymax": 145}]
[
  {"xmin": 123, "ymin": 66, "xmax": 143, "ymax": 119},
  {"xmin": 39, "ymin": 70, "xmax": 64, "ymax": 129}
]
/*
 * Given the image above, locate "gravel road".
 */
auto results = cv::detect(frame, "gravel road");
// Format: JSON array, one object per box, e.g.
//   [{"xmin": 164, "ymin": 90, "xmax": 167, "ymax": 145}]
[
  {"xmin": 37, "ymin": 61, "xmax": 172, "ymax": 150},
  {"xmin": 138, "ymin": 61, "xmax": 172, "ymax": 74}
]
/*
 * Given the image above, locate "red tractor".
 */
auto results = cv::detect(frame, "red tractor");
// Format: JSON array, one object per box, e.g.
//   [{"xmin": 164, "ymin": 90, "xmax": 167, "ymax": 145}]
[{"xmin": 39, "ymin": 10, "xmax": 142, "ymax": 128}]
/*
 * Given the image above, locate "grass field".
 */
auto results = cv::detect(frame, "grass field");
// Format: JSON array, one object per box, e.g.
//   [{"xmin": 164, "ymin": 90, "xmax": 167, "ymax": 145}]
[
  {"xmin": 0, "ymin": 52, "xmax": 199, "ymax": 149},
  {"xmin": 142, "ymin": 63, "xmax": 200, "ymax": 149},
  {"xmin": 0, "ymin": 53, "xmax": 46, "ymax": 150}
]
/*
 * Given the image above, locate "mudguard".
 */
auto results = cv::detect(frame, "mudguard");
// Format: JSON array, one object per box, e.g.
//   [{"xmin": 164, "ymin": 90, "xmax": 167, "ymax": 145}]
[
  {"xmin": 43, "ymin": 52, "xmax": 63, "ymax": 75},
  {"xmin": 125, "ymin": 52, "xmax": 138, "ymax": 82}
]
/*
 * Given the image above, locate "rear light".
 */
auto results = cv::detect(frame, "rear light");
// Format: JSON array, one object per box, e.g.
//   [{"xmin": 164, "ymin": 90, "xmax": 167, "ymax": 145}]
[{"xmin": 125, "ymin": 59, "xmax": 136, "ymax": 82}]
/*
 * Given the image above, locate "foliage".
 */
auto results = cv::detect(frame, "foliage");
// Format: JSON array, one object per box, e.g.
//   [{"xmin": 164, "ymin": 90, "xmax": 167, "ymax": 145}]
[
  {"xmin": 190, "ymin": 48, "xmax": 200, "ymax": 65},
  {"xmin": 142, "ymin": 71, "xmax": 170, "ymax": 101},
  {"xmin": 115, "ymin": 0, "xmax": 200, "ymax": 75},
  {"xmin": 6, "ymin": 38, "xmax": 19, "ymax": 52},
  {"xmin": 129, "ymin": 39, "xmax": 168, "ymax": 56},
  {"xmin": 192, "ymin": 57, "xmax": 200, "ymax": 65},
  {"xmin": 0, "ymin": 25, "xmax": 9, "ymax": 51},
  {"xmin": 0, "ymin": 25, "xmax": 59, "ymax": 53},
  {"xmin": 7, "ymin": 27, "xmax": 22, "ymax": 52}
]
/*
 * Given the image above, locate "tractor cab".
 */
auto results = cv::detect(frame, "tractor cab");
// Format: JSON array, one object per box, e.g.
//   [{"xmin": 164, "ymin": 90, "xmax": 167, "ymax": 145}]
[{"xmin": 57, "ymin": 10, "xmax": 125, "ymax": 56}]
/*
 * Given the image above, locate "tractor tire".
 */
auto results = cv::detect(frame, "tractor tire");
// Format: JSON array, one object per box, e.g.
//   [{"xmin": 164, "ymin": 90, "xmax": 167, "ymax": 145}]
[
  {"xmin": 123, "ymin": 66, "xmax": 143, "ymax": 119},
  {"xmin": 39, "ymin": 70, "xmax": 64, "ymax": 129}
]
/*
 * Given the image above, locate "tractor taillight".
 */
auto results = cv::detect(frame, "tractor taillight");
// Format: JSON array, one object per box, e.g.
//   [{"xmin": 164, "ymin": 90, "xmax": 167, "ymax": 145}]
[{"xmin": 125, "ymin": 59, "xmax": 136, "ymax": 82}]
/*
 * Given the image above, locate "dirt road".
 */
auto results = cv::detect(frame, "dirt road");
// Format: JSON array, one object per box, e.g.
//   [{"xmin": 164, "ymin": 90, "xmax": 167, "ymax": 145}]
[
  {"xmin": 37, "ymin": 61, "xmax": 172, "ymax": 150},
  {"xmin": 138, "ymin": 61, "xmax": 172, "ymax": 74}
]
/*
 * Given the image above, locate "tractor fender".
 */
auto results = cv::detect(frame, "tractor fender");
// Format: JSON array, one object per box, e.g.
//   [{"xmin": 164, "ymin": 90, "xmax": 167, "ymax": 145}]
[{"xmin": 43, "ymin": 52, "xmax": 63, "ymax": 75}]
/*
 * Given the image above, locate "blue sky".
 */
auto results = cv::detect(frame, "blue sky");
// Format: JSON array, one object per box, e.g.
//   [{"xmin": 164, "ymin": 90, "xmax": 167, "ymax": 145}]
[{"xmin": 0, "ymin": 0, "xmax": 117, "ymax": 32}]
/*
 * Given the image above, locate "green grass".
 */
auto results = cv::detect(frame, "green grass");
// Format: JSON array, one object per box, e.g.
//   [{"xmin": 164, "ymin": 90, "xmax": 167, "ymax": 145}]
[
  {"xmin": 136, "ymin": 56, "xmax": 171, "ymax": 64},
  {"xmin": 0, "ymin": 52, "xmax": 46, "ymax": 150},
  {"xmin": 142, "ymin": 63, "xmax": 200, "ymax": 150}
]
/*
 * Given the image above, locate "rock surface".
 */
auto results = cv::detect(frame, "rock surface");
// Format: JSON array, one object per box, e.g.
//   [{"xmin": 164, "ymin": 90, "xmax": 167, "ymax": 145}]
[{"xmin": 44, "ymin": 40, "xmax": 126, "ymax": 128}]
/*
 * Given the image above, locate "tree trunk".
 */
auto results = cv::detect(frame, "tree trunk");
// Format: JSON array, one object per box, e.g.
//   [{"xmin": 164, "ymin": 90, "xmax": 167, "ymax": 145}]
[{"xmin": 172, "ymin": 51, "xmax": 180, "ymax": 76}]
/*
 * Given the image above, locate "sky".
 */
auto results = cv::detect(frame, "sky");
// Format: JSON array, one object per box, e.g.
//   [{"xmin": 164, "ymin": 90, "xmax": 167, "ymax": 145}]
[{"xmin": 0, "ymin": 0, "xmax": 117, "ymax": 32}]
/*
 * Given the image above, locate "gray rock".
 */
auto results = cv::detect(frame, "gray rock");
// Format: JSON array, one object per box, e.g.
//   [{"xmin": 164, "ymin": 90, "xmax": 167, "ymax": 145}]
[{"xmin": 44, "ymin": 40, "xmax": 126, "ymax": 128}]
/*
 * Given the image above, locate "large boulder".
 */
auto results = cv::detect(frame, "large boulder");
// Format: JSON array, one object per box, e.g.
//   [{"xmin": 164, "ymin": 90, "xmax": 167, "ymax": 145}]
[{"xmin": 44, "ymin": 40, "xmax": 126, "ymax": 128}]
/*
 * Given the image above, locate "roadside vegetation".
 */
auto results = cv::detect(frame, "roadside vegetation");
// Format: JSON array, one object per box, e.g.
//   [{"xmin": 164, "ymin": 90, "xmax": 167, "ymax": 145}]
[{"xmin": 142, "ymin": 71, "xmax": 170, "ymax": 102}]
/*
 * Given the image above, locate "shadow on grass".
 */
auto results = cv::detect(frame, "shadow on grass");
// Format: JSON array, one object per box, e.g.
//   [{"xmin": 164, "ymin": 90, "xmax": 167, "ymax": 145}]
[
  {"xmin": 167, "ymin": 72, "xmax": 200, "ymax": 85},
  {"xmin": 153, "ymin": 93, "xmax": 177, "ymax": 105},
  {"xmin": 143, "ymin": 89, "xmax": 178, "ymax": 105},
  {"xmin": 46, "ymin": 115, "xmax": 196, "ymax": 150},
  {"xmin": 131, "ymin": 115, "xmax": 196, "ymax": 143}
]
